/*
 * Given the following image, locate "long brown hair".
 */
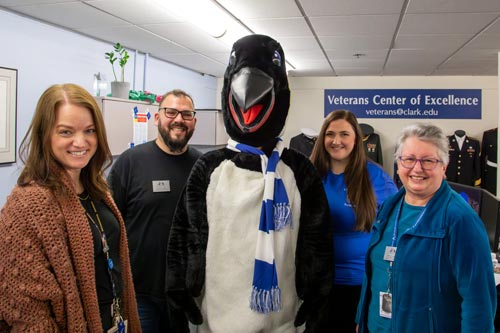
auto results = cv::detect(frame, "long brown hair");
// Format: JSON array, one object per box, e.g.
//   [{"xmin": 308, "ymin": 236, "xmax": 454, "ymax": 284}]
[
  {"xmin": 18, "ymin": 83, "xmax": 112, "ymax": 200},
  {"xmin": 310, "ymin": 110, "xmax": 377, "ymax": 232}
]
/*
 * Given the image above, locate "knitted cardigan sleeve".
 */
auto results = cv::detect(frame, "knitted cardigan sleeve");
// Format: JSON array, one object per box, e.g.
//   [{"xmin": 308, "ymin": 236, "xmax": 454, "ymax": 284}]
[{"xmin": 0, "ymin": 186, "xmax": 70, "ymax": 332}]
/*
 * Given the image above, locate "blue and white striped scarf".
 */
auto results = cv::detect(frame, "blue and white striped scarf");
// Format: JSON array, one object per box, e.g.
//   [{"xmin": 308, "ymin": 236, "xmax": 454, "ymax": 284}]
[{"xmin": 227, "ymin": 138, "xmax": 293, "ymax": 314}]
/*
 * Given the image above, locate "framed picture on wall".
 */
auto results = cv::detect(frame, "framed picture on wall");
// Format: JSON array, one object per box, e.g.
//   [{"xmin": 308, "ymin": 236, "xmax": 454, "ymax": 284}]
[{"xmin": 0, "ymin": 67, "xmax": 17, "ymax": 164}]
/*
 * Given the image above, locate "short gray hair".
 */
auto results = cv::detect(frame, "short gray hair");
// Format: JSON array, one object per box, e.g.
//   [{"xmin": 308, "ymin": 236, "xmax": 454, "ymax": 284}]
[{"xmin": 394, "ymin": 123, "xmax": 449, "ymax": 165}]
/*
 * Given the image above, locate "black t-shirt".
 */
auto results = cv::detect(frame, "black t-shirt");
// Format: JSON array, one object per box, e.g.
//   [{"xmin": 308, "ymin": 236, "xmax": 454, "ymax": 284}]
[
  {"xmin": 79, "ymin": 192, "xmax": 122, "ymax": 330},
  {"xmin": 107, "ymin": 141, "xmax": 202, "ymax": 300}
]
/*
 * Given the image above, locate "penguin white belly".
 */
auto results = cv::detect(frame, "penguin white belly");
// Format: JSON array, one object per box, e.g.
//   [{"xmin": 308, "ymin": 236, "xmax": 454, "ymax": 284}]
[{"xmin": 200, "ymin": 159, "xmax": 302, "ymax": 332}]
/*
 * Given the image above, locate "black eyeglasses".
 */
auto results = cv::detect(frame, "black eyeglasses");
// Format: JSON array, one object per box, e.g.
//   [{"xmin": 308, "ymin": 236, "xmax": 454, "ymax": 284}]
[
  {"xmin": 159, "ymin": 107, "xmax": 196, "ymax": 120},
  {"xmin": 398, "ymin": 156, "xmax": 442, "ymax": 170}
]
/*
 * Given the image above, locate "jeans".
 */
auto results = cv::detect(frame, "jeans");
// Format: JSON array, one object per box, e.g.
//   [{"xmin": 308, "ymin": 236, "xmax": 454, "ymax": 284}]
[
  {"xmin": 137, "ymin": 296, "xmax": 189, "ymax": 333},
  {"xmin": 137, "ymin": 296, "xmax": 167, "ymax": 333}
]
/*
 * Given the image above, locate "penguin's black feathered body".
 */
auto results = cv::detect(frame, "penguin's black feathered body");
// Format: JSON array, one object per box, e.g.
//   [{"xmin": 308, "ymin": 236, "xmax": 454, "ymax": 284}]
[{"xmin": 166, "ymin": 35, "xmax": 333, "ymax": 332}]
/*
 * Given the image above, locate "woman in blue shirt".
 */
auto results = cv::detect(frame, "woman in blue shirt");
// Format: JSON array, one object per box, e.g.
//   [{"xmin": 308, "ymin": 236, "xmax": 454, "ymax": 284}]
[{"xmin": 310, "ymin": 110, "xmax": 397, "ymax": 331}]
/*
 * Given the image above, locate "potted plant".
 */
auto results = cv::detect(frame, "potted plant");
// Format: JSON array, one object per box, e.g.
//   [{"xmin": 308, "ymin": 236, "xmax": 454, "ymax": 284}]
[{"xmin": 105, "ymin": 42, "xmax": 130, "ymax": 99}]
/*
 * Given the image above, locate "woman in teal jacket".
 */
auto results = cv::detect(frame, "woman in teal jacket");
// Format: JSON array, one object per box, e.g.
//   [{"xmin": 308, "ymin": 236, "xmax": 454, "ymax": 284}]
[{"xmin": 356, "ymin": 123, "xmax": 496, "ymax": 333}]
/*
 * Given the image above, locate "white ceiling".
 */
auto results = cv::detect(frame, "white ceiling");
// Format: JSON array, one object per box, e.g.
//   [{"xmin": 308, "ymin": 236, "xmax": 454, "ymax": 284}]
[{"xmin": 2, "ymin": 0, "xmax": 500, "ymax": 77}]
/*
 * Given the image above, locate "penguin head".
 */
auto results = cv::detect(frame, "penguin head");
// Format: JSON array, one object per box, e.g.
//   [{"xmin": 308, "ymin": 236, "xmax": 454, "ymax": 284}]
[{"xmin": 221, "ymin": 34, "xmax": 290, "ymax": 146}]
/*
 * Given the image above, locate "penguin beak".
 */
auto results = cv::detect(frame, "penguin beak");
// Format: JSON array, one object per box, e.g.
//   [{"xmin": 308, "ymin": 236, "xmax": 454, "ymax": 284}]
[
  {"xmin": 229, "ymin": 67, "xmax": 274, "ymax": 130},
  {"xmin": 231, "ymin": 67, "xmax": 273, "ymax": 110}
]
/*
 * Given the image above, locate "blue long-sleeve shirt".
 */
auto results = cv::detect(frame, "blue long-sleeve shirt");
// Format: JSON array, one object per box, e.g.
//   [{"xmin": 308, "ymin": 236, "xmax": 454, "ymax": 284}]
[{"xmin": 323, "ymin": 161, "xmax": 397, "ymax": 285}]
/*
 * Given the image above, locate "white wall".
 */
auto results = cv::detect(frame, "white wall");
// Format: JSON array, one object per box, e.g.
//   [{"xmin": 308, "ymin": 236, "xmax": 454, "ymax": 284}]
[
  {"xmin": 284, "ymin": 76, "xmax": 498, "ymax": 177},
  {"xmin": 0, "ymin": 9, "xmax": 217, "ymax": 206}
]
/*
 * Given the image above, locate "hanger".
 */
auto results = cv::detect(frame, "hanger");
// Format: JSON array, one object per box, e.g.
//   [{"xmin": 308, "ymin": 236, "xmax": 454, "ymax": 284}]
[{"xmin": 300, "ymin": 128, "xmax": 319, "ymax": 139}]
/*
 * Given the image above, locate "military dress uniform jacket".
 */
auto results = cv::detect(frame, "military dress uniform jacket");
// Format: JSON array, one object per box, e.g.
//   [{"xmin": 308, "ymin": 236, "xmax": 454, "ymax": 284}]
[
  {"xmin": 481, "ymin": 128, "xmax": 498, "ymax": 195},
  {"xmin": 446, "ymin": 135, "xmax": 481, "ymax": 187},
  {"xmin": 363, "ymin": 133, "xmax": 383, "ymax": 166}
]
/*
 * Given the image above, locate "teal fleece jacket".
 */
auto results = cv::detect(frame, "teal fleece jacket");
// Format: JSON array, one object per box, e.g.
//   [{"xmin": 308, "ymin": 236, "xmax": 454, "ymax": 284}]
[{"xmin": 356, "ymin": 181, "xmax": 496, "ymax": 333}]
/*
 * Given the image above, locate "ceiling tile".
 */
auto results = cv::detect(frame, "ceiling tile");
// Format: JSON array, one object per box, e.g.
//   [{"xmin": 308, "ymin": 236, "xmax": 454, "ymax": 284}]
[
  {"xmin": 218, "ymin": 0, "xmax": 301, "ymax": 19},
  {"xmin": 310, "ymin": 15, "xmax": 400, "ymax": 36},
  {"xmin": 483, "ymin": 17, "xmax": 500, "ymax": 34},
  {"xmin": 0, "ymin": 0, "xmax": 75, "ymax": 6},
  {"xmin": 245, "ymin": 17, "xmax": 311, "ymax": 37},
  {"xmin": 394, "ymin": 34, "xmax": 473, "ymax": 50},
  {"xmin": 158, "ymin": 53, "xmax": 227, "ymax": 76},
  {"xmin": 204, "ymin": 51, "xmax": 232, "ymax": 65},
  {"xmin": 300, "ymin": 0, "xmax": 405, "ymax": 16},
  {"xmin": 385, "ymin": 49, "xmax": 453, "ymax": 75},
  {"xmin": 331, "ymin": 57, "xmax": 385, "ymax": 69},
  {"xmin": 319, "ymin": 35, "xmax": 393, "ymax": 50},
  {"xmin": 388, "ymin": 48, "xmax": 451, "ymax": 63},
  {"xmin": 407, "ymin": 0, "xmax": 500, "ymax": 14},
  {"xmin": 452, "ymin": 47, "xmax": 500, "ymax": 61},
  {"xmin": 289, "ymin": 68, "xmax": 336, "ymax": 76},
  {"xmin": 78, "ymin": 25, "xmax": 191, "ymax": 54},
  {"xmin": 141, "ymin": 22, "xmax": 230, "ymax": 53},
  {"xmin": 335, "ymin": 67, "xmax": 384, "ymax": 76},
  {"xmin": 9, "ymin": 2, "xmax": 127, "ymax": 29},
  {"xmin": 464, "ymin": 33, "xmax": 500, "ymax": 49},
  {"xmin": 326, "ymin": 49, "xmax": 388, "ymax": 59},
  {"xmin": 278, "ymin": 36, "xmax": 320, "ymax": 51},
  {"xmin": 83, "ymin": 0, "xmax": 179, "ymax": 25},
  {"xmin": 285, "ymin": 48, "xmax": 325, "ymax": 62},
  {"xmin": 399, "ymin": 13, "xmax": 499, "ymax": 35}
]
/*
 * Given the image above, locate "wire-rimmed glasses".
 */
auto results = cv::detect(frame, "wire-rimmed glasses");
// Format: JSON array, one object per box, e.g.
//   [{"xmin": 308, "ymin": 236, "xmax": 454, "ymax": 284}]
[{"xmin": 397, "ymin": 156, "xmax": 442, "ymax": 170}]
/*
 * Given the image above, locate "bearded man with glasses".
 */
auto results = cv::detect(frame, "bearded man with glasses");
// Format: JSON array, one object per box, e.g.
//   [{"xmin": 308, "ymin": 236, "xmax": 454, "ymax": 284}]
[{"xmin": 108, "ymin": 89, "xmax": 202, "ymax": 333}]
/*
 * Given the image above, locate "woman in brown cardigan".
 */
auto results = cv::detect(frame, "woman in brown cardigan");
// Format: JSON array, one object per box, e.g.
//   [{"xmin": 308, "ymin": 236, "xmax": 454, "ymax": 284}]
[{"xmin": 0, "ymin": 83, "xmax": 140, "ymax": 332}]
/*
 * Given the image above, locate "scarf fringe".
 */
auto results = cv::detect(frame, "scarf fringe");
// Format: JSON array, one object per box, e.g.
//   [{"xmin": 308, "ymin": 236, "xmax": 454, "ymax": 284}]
[
  {"xmin": 250, "ymin": 286, "xmax": 282, "ymax": 314},
  {"xmin": 274, "ymin": 202, "xmax": 292, "ymax": 231}
]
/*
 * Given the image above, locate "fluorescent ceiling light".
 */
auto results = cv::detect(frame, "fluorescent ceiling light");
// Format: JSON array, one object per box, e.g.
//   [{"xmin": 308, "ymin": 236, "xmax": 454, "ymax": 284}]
[
  {"xmin": 158, "ymin": 0, "xmax": 239, "ymax": 38},
  {"xmin": 218, "ymin": 19, "xmax": 251, "ymax": 47},
  {"xmin": 154, "ymin": 0, "xmax": 295, "ymax": 70}
]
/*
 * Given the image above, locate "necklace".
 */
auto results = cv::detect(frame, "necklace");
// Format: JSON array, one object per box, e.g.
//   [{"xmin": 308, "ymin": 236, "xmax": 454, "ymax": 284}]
[
  {"xmin": 88, "ymin": 200, "xmax": 105, "ymax": 232},
  {"xmin": 79, "ymin": 192, "xmax": 90, "ymax": 201}
]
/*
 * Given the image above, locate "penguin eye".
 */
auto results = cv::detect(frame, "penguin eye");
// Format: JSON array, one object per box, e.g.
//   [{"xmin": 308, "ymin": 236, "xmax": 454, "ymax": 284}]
[
  {"xmin": 229, "ymin": 51, "xmax": 236, "ymax": 65},
  {"xmin": 272, "ymin": 50, "xmax": 282, "ymax": 67}
]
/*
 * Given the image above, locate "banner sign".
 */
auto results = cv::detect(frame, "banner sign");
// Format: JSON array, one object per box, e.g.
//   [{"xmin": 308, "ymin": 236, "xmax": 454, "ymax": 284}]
[{"xmin": 324, "ymin": 89, "xmax": 481, "ymax": 119}]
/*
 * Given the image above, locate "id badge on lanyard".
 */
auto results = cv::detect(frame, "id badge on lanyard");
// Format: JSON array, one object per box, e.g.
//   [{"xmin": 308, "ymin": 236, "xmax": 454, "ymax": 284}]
[
  {"xmin": 380, "ymin": 246, "xmax": 396, "ymax": 319},
  {"xmin": 107, "ymin": 319, "xmax": 128, "ymax": 333},
  {"xmin": 380, "ymin": 199, "xmax": 426, "ymax": 319}
]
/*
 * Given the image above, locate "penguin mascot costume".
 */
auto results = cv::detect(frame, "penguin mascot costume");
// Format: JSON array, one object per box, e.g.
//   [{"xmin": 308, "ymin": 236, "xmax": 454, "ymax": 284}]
[{"xmin": 166, "ymin": 34, "xmax": 333, "ymax": 332}]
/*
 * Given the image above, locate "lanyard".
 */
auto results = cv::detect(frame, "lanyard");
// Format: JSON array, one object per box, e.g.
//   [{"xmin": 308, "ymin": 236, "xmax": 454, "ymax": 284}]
[
  {"xmin": 87, "ymin": 199, "xmax": 119, "ymax": 299},
  {"xmin": 385, "ymin": 197, "xmax": 427, "ymax": 296},
  {"xmin": 81, "ymin": 195, "xmax": 125, "ymax": 329},
  {"xmin": 390, "ymin": 197, "xmax": 427, "ymax": 247}
]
